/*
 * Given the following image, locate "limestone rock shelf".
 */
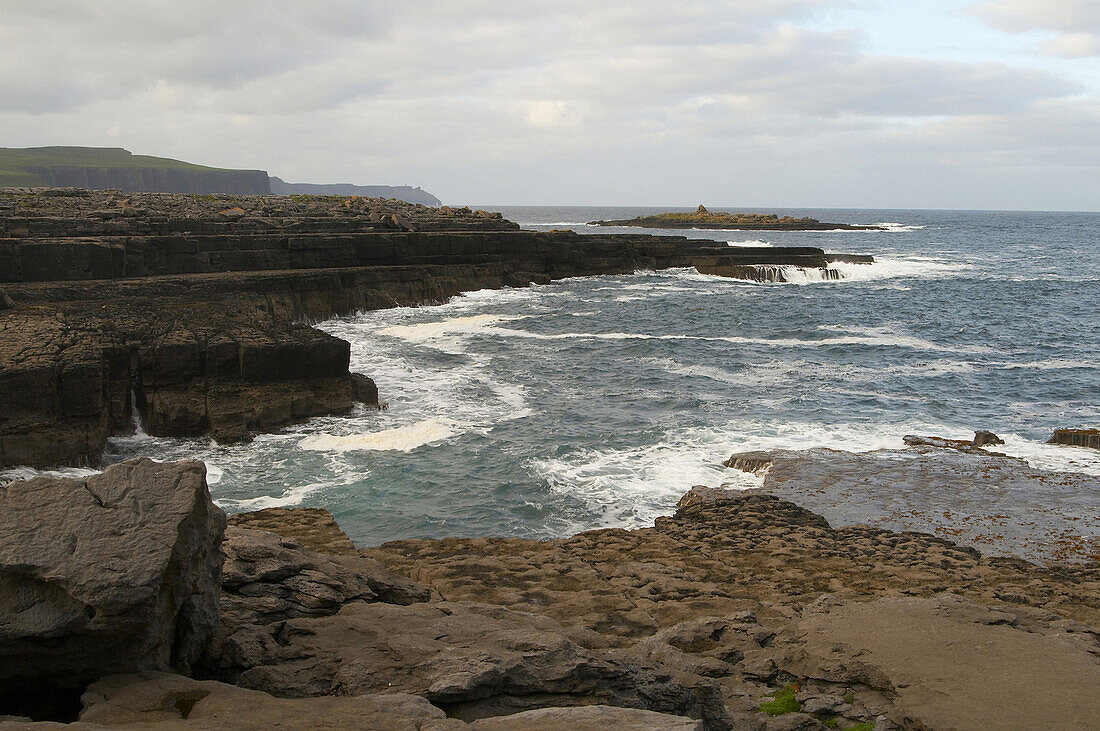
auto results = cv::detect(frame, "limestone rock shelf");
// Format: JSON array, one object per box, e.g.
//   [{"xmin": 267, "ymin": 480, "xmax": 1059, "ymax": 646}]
[
  {"xmin": 2, "ymin": 460, "xmax": 1096, "ymax": 728},
  {"xmin": 0, "ymin": 190, "xmax": 872, "ymax": 468}
]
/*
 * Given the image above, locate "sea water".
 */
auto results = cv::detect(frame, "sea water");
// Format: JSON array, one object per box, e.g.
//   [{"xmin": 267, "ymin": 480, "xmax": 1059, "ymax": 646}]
[{"xmin": 63, "ymin": 207, "xmax": 1100, "ymax": 545}]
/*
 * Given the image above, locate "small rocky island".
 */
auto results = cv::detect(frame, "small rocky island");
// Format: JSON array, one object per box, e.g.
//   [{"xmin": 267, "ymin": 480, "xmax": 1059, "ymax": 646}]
[{"xmin": 590, "ymin": 205, "xmax": 886, "ymax": 231}]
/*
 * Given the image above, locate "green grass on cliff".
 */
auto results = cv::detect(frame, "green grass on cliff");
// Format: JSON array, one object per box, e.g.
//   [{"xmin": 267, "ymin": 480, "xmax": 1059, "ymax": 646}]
[
  {"xmin": 0, "ymin": 146, "xmax": 233, "ymax": 186},
  {"xmin": 759, "ymin": 684, "xmax": 802, "ymax": 716}
]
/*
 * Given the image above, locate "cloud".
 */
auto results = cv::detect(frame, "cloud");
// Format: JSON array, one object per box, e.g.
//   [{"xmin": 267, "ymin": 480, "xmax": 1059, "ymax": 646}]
[
  {"xmin": 0, "ymin": 1, "xmax": 1095, "ymax": 209},
  {"xmin": 969, "ymin": 0, "xmax": 1100, "ymax": 57}
]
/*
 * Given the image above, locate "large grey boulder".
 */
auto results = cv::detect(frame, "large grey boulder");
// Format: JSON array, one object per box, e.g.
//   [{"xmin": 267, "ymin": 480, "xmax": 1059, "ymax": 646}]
[{"xmin": 0, "ymin": 459, "xmax": 226, "ymax": 692}]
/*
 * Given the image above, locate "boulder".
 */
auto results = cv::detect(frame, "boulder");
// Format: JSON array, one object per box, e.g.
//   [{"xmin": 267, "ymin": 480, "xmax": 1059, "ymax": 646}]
[
  {"xmin": 972, "ymin": 429, "xmax": 1005, "ymax": 447},
  {"xmin": 204, "ymin": 522, "xmax": 429, "ymax": 679},
  {"xmin": 0, "ymin": 459, "xmax": 226, "ymax": 695}
]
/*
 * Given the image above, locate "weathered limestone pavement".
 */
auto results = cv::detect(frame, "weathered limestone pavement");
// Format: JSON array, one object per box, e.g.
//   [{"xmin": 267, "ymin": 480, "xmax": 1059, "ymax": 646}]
[{"xmin": 0, "ymin": 460, "xmax": 1097, "ymax": 729}]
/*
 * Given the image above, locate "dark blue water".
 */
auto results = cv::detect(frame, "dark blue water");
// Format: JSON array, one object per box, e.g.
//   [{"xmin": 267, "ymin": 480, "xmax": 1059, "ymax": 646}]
[{"xmin": 86, "ymin": 207, "xmax": 1100, "ymax": 546}]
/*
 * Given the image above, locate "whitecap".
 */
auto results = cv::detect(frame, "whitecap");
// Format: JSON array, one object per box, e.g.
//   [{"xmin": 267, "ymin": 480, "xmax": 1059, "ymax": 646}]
[
  {"xmin": 726, "ymin": 239, "xmax": 773, "ymax": 247},
  {"xmin": 986, "ymin": 435, "xmax": 1100, "ymax": 477},
  {"xmin": 219, "ymin": 482, "xmax": 328, "ymax": 511},
  {"xmin": 299, "ymin": 419, "xmax": 457, "ymax": 453},
  {"xmin": 0, "ymin": 465, "xmax": 101, "ymax": 485}
]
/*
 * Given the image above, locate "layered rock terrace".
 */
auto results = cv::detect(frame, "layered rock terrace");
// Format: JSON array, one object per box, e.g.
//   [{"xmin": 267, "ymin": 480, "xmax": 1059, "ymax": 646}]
[{"xmin": 0, "ymin": 189, "xmax": 871, "ymax": 469}]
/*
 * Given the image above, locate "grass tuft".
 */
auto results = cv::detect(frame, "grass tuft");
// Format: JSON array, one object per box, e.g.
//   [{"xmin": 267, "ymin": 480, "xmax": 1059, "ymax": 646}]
[{"xmin": 759, "ymin": 684, "xmax": 801, "ymax": 716}]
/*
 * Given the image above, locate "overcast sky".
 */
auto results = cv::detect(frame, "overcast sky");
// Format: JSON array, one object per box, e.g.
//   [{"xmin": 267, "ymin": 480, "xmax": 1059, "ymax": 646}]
[{"xmin": 1, "ymin": 1, "xmax": 1097, "ymax": 209}]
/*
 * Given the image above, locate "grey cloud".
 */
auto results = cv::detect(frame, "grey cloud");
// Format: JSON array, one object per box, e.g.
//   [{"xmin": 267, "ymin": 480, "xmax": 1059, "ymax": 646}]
[
  {"xmin": 969, "ymin": 0, "xmax": 1100, "ymax": 57},
  {"xmin": 0, "ymin": 0, "xmax": 1095, "ymax": 209}
]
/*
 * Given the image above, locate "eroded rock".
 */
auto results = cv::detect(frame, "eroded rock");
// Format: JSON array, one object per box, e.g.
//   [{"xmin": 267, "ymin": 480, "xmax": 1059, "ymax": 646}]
[{"xmin": 0, "ymin": 459, "xmax": 225, "ymax": 693}]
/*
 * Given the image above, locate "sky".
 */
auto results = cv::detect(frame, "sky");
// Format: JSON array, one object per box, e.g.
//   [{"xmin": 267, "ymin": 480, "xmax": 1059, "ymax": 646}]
[{"xmin": 0, "ymin": 0, "xmax": 1097, "ymax": 209}]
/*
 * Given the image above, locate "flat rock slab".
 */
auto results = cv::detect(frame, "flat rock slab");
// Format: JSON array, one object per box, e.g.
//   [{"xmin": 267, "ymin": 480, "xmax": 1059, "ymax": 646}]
[
  {"xmin": 0, "ymin": 673, "xmax": 704, "ymax": 730},
  {"xmin": 780, "ymin": 594, "xmax": 1100, "ymax": 730},
  {"xmin": 725, "ymin": 447, "xmax": 1100, "ymax": 563},
  {"xmin": 0, "ymin": 459, "xmax": 225, "ymax": 690},
  {"xmin": 230, "ymin": 600, "xmax": 725, "ymax": 725},
  {"xmin": 227, "ymin": 507, "xmax": 358, "ymax": 556}
]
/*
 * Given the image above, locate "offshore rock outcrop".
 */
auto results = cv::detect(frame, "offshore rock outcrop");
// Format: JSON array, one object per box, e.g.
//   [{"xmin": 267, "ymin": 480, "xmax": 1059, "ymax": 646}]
[
  {"xmin": 589, "ymin": 210, "xmax": 884, "ymax": 231},
  {"xmin": 0, "ymin": 190, "xmax": 871, "ymax": 469}
]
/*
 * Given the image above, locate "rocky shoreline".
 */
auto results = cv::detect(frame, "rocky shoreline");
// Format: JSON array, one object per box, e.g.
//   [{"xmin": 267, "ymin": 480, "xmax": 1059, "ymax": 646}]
[
  {"xmin": 3, "ymin": 190, "xmax": 1097, "ymax": 729},
  {"xmin": 0, "ymin": 189, "xmax": 872, "ymax": 470},
  {"xmin": 1, "ymin": 459, "xmax": 1097, "ymax": 729}
]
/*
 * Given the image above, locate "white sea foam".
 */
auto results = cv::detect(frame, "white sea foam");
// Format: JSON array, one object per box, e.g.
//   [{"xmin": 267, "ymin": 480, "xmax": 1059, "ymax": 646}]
[
  {"xmin": 220, "ymin": 482, "xmax": 330, "ymax": 511},
  {"xmin": 726, "ymin": 239, "xmax": 773, "ymax": 247},
  {"xmin": 376, "ymin": 316, "xmax": 982, "ymax": 354},
  {"xmin": 826, "ymin": 257, "xmax": 970, "ymax": 281},
  {"xmin": 529, "ymin": 418, "xmax": 965, "ymax": 530},
  {"xmin": 986, "ymin": 435, "xmax": 1100, "ymax": 477},
  {"xmin": 869, "ymin": 222, "xmax": 925, "ymax": 232},
  {"xmin": 378, "ymin": 314, "xmax": 523, "ymax": 344},
  {"xmin": 299, "ymin": 419, "xmax": 457, "ymax": 453},
  {"xmin": 0, "ymin": 466, "xmax": 101, "ymax": 485},
  {"xmin": 686, "ymin": 256, "xmax": 970, "ymax": 286}
]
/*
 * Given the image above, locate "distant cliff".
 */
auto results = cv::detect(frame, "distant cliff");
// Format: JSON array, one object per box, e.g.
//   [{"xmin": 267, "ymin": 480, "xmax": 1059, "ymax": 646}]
[
  {"xmin": 270, "ymin": 177, "xmax": 442, "ymax": 206},
  {"xmin": 0, "ymin": 147, "xmax": 269, "ymax": 194},
  {"xmin": 0, "ymin": 147, "xmax": 442, "ymax": 204}
]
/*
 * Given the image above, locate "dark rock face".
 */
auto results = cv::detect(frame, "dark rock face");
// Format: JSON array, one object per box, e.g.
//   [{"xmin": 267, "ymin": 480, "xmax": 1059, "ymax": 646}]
[
  {"xmin": 24, "ymin": 165, "xmax": 271, "ymax": 195},
  {"xmin": 1049, "ymin": 427, "xmax": 1100, "ymax": 450},
  {"xmin": 0, "ymin": 459, "xmax": 225, "ymax": 692}
]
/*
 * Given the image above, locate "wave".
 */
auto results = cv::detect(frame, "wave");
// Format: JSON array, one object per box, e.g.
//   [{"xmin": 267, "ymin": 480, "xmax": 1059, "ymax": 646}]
[
  {"xmin": 687, "ymin": 256, "xmax": 971, "ymax": 286},
  {"xmin": 373, "ymin": 308, "xmax": 986, "ymax": 354},
  {"xmin": 868, "ymin": 222, "xmax": 925, "ymax": 232},
  {"xmin": 726, "ymin": 239, "xmax": 773, "ymax": 247},
  {"xmin": 986, "ymin": 435, "xmax": 1100, "ymax": 477},
  {"xmin": 220, "ymin": 481, "xmax": 331, "ymax": 511},
  {"xmin": 528, "ymin": 418, "xmax": 970, "ymax": 530},
  {"xmin": 0, "ymin": 465, "xmax": 101, "ymax": 485},
  {"xmin": 299, "ymin": 418, "xmax": 457, "ymax": 453}
]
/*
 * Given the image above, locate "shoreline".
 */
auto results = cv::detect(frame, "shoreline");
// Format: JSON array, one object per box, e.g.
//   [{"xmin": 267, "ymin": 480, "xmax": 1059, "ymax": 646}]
[
  {"xmin": 0, "ymin": 189, "xmax": 873, "ymax": 470},
  {"xmin": 1, "ymin": 460, "xmax": 1096, "ymax": 728}
]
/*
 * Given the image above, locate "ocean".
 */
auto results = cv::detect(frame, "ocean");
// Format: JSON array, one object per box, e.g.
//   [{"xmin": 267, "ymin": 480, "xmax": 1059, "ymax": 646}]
[{"xmin": 45, "ymin": 206, "xmax": 1100, "ymax": 547}]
